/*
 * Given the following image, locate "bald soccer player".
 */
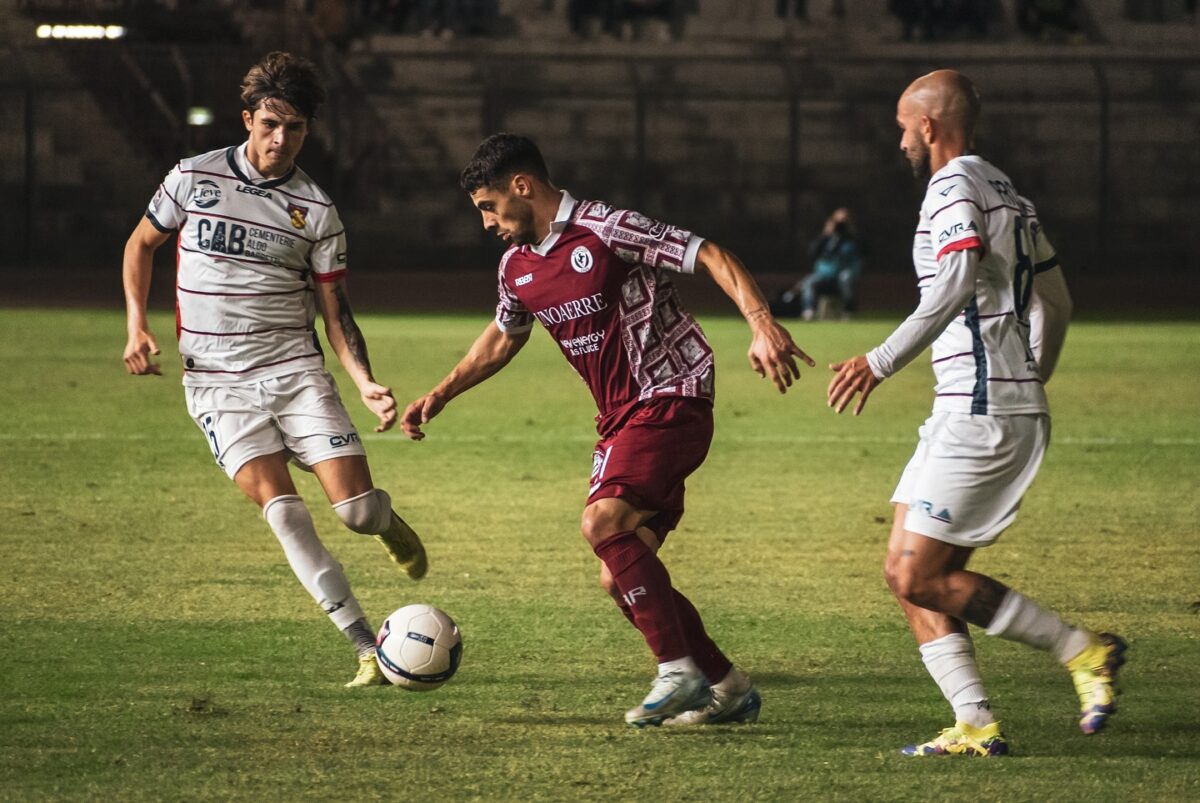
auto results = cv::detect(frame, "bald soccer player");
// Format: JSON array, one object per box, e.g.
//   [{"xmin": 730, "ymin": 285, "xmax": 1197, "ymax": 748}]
[{"xmin": 827, "ymin": 70, "xmax": 1126, "ymax": 757}]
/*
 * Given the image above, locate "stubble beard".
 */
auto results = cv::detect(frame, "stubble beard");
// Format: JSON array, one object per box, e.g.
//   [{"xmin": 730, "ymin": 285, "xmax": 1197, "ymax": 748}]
[
  {"xmin": 509, "ymin": 201, "xmax": 538, "ymax": 246},
  {"xmin": 908, "ymin": 141, "xmax": 931, "ymax": 182}
]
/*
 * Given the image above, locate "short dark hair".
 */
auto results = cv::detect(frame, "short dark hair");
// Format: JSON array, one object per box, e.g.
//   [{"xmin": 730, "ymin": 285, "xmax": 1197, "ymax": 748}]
[
  {"xmin": 460, "ymin": 133, "xmax": 551, "ymax": 193},
  {"xmin": 240, "ymin": 51, "xmax": 326, "ymax": 121}
]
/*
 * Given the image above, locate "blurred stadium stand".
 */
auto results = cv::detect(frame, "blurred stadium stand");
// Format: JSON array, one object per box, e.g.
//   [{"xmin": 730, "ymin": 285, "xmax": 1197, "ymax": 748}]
[{"xmin": 1, "ymin": 0, "xmax": 1196, "ymax": 313}]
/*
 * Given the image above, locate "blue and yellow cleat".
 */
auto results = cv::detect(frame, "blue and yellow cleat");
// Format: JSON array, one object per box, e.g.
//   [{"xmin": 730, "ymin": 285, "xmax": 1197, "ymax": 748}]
[
  {"xmin": 901, "ymin": 721, "xmax": 1009, "ymax": 757},
  {"xmin": 625, "ymin": 669, "xmax": 710, "ymax": 728},
  {"xmin": 1068, "ymin": 632, "xmax": 1127, "ymax": 735}
]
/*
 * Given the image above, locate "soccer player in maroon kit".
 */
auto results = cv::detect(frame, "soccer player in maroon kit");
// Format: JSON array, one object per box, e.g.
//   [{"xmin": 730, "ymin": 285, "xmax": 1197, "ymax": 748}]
[{"xmin": 401, "ymin": 133, "xmax": 813, "ymax": 727}]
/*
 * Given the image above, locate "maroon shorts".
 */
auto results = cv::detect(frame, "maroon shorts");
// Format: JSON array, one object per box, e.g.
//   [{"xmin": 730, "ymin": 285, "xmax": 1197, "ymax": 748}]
[{"xmin": 587, "ymin": 397, "xmax": 714, "ymax": 540}]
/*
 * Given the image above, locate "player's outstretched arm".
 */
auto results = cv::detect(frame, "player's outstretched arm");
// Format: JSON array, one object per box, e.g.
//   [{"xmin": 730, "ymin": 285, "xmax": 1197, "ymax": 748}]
[
  {"xmin": 314, "ymin": 279, "xmax": 397, "ymax": 432},
  {"xmin": 401, "ymin": 320, "xmax": 530, "ymax": 441},
  {"xmin": 122, "ymin": 216, "xmax": 171, "ymax": 376},
  {"xmin": 829, "ymin": 247, "xmax": 981, "ymax": 415},
  {"xmin": 694, "ymin": 240, "xmax": 815, "ymax": 393},
  {"xmin": 1028, "ymin": 265, "xmax": 1072, "ymax": 383}
]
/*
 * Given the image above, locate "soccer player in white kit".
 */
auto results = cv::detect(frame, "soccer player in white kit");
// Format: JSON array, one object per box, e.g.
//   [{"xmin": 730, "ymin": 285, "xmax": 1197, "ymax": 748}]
[
  {"xmin": 121, "ymin": 52, "xmax": 427, "ymax": 688},
  {"xmin": 828, "ymin": 70, "xmax": 1127, "ymax": 756}
]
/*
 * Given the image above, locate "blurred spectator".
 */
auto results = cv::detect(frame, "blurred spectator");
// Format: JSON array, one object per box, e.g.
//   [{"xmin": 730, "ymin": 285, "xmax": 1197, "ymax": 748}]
[
  {"xmin": 777, "ymin": 0, "xmax": 808, "ymax": 19},
  {"xmin": 568, "ymin": 0, "xmax": 619, "ymax": 36},
  {"xmin": 1017, "ymin": 0, "xmax": 1081, "ymax": 39},
  {"xmin": 569, "ymin": 0, "xmax": 689, "ymax": 39},
  {"xmin": 350, "ymin": 0, "xmax": 498, "ymax": 37},
  {"xmin": 771, "ymin": 208, "xmax": 864, "ymax": 321},
  {"xmin": 889, "ymin": 0, "xmax": 992, "ymax": 40}
]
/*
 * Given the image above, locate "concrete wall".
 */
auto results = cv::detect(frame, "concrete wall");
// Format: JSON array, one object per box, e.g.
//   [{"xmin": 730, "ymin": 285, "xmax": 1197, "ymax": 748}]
[{"xmin": 344, "ymin": 47, "xmax": 1200, "ymax": 280}]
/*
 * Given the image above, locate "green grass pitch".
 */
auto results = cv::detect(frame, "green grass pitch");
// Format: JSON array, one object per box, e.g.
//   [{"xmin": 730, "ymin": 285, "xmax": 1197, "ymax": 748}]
[{"xmin": 1, "ymin": 308, "xmax": 1197, "ymax": 800}]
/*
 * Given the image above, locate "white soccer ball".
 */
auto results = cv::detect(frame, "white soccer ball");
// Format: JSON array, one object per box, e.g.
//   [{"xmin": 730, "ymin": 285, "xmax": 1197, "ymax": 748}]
[{"xmin": 375, "ymin": 604, "xmax": 463, "ymax": 691}]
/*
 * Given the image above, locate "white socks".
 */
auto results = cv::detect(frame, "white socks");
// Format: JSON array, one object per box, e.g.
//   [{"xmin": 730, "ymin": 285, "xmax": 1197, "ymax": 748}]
[
  {"xmin": 263, "ymin": 495, "xmax": 365, "ymax": 631},
  {"xmin": 919, "ymin": 633, "xmax": 995, "ymax": 728},
  {"xmin": 332, "ymin": 488, "xmax": 393, "ymax": 535},
  {"xmin": 658, "ymin": 656, "xmax": 702, "ymax": 678},
  {"xmin": 986, "ymin": 590, "xmax": 1092, "ymax": 665}
]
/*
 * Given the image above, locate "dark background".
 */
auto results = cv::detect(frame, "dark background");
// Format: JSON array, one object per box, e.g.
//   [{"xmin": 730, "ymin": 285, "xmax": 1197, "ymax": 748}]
[{"xmin": 2, "ymin": 0, "xmax": 1197, "ymax": 314}]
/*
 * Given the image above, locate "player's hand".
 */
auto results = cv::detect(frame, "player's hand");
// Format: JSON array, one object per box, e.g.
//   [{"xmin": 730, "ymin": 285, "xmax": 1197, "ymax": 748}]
[
  {"xmin": 827, "ymin": 355, "xmax": 881, "ymax": 415},
  {"xmin": 401, "ymin": 392, "xmax": 446, "ymax": 441},
  {"xmin": 360, "ymin": 382, "xmax": 397, "ymax": 432},
  {"xmin": 748, "ymin": 319, "xmax": 815, "ymax": 394},
  {"xmin": 123, "ymin": 329, "xmax": 162, "ymax": 376}
]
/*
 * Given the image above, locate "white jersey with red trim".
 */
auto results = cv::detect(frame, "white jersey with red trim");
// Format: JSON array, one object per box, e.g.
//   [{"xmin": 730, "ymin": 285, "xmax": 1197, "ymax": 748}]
[
  {"xmin": 882, "ymin": 155, "xmax": 1058, "ymax": 416},
  {"xmin": 145, "ymin": 144, "xmax": 347, "ymax": 387}
]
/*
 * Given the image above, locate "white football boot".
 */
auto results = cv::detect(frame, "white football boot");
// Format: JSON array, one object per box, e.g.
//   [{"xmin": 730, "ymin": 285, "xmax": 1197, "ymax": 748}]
[
  {"xmin": 664, "ymin": 667, "xmax": 762, "ymax": 726},
  {"xmin": 624, "ymin": 667, "xmax": 711, "ymax": 728}
]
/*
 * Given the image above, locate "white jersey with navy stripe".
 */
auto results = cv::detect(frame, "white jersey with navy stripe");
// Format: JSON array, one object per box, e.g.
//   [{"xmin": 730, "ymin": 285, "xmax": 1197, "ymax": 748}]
[
  {"xmin": 871, "ymin": 155, "xmax": 1058, "ymax": 416},
  {"xmin": 145, "ymin": 144, "xmax": 347, "ymax": 387}
]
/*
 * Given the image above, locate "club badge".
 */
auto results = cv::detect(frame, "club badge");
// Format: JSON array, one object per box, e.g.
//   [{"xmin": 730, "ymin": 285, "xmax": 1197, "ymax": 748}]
[
  {"xmin": 570, "ymin": 246, "xmax": 593, "ymax": 273},
  {"xmin": 287, "ymin": 202, "xmax": 309, "ymax": 229}
]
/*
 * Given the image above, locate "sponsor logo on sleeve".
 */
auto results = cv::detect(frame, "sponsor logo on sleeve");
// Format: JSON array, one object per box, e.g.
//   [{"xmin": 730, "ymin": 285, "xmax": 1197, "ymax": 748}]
[
  {"xmin": 287, "ymin": 202, "xmax": 309, "ymax": 229},
  {"xmin": 570, "ymin": 246, "xmax": 593, "ymax": 273},
  {"xmin": 938, "ymin": 221, "xmax": 978, "ymax": 243},
  {"xmin": 192, "ymin": 180, "xmax": 222, "ymax": 208}
]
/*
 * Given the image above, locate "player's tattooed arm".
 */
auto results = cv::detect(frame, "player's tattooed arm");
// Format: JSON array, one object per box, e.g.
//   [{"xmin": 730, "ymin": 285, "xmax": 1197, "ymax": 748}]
[
  {"xmin": 316, "ymin": 279, "xmax": 396, "ymax": 432},
  {"xmin": 331, "ymin": 283, "xmax": 374, "ymax": 378}
]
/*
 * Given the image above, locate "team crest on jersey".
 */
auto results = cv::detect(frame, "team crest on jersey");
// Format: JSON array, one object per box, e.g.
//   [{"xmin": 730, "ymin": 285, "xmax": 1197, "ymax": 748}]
[
  {"xmin": 287, "ymin": 203, "xmax": 309, "ymax": 229},
  {"xmin": 570, "ymin": 246, "xmax": 594, "ymax": 273},
  {"xmin": 192, "ymin": 180, "xmax": 222, "ymax": 209}
]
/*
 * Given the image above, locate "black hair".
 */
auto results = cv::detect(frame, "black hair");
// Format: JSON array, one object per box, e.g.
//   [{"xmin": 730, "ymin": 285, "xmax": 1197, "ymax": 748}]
[
  {"xmin": 459, "ymin": 133, "xmax": 551, "ymax": 193},
  {"xmin": 240, "ymin": 51, "xmax": 326, "ymax": 121}
]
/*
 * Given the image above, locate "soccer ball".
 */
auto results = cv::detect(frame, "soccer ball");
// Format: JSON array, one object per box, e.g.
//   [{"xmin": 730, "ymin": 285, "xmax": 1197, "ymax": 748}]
[{"xmin": 375, "ymin": 604, "xmax": 463, "ymax": 691}]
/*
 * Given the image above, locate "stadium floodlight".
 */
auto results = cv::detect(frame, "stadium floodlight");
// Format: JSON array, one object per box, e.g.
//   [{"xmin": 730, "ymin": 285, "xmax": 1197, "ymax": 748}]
[
  {"xmin": 187, "ymin": 107, "xmax": 215, "ymax": 126},
  {"xmin": 35, "ymin": 24, "xmax": 127, "ymax": 40}
]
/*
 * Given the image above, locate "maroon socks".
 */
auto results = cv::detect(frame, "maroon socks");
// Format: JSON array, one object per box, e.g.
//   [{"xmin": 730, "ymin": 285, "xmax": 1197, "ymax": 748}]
[{"xmin": 595, "ymin": 530, "xmax": 730, "ymax": 681}]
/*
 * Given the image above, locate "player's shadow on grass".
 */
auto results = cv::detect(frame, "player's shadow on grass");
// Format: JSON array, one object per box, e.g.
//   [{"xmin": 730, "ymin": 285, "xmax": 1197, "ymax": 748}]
[
  {"xmin": 744, "ymin": 671, "xmax": 807, "ymax": 689},
  {"xmin": 493, "ymin": 714, "xmax": 628, "ymax": 727}
]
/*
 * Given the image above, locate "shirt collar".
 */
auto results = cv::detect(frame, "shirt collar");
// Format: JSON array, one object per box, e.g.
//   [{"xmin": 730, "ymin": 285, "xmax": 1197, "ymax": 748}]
[
  {"xmin": 530, "ymin": 190, "xmax": 577, "ymax": 256},
  {"xmin": 227, "ymin": 142, "xmax": 297, "ymax": 189},
  {"xmin": 236, "ymin": 143, "xmax": 266, "ymax": 182}
]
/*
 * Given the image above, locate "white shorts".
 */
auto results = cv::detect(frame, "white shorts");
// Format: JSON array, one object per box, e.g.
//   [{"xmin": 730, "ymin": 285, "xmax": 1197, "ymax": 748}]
[
  {"xmin": 185, "ymin": 369, "xmax": 366, "ymax": 480},
  {"xmin": 891, "ymin": 412, "xmax": 1050, "ymax": 547}
]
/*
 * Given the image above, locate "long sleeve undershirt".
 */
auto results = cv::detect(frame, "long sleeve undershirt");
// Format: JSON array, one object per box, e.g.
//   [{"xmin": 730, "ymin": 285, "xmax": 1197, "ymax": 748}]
[{"xmin": 866, "ymin": 248, "xmax": 980, "ymax": 380}]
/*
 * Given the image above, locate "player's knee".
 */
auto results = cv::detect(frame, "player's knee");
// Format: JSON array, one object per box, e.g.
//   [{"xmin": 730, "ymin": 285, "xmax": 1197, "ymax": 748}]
[
  {"xmin": 885, "ymin": 559, "xmax": 926, "ymax": 605},
  {"xmin": 580, "ymin": 499, "xmax": 643, "ymax": 547},
  {"xmin": 580, "ymin": 506, "xmax": 617, "ymax": 547},
  {"xmin": 333, "ymin": 488, "xmax": 392, "ymax": 535}
]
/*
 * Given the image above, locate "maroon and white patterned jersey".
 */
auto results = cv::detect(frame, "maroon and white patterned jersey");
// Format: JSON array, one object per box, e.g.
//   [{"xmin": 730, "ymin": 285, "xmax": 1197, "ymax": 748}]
[{"xmin": 495, "ymin": 191, "xmax": 714, "ymax": 434}]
